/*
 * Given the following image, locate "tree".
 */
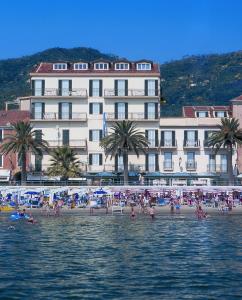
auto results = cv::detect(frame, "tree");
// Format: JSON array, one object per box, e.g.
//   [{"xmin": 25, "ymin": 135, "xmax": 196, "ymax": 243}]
[
  {"xmin": 0, "ymin": 121, "xmax": 48, "ymax": 185},
  {"xmin": 207, "ymin": 118, "xmax": 242, "ymax": 185},
  {"xmin": 100, "ymin": 121, "xmax": 149, "ymax": 185},
  {"xmin": 47, "ymin": 146, "xmax": 81, "ymax": 181}
]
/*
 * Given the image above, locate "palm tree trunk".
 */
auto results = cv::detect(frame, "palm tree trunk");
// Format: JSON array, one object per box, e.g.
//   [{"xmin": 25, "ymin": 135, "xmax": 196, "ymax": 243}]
[
  {"xmin": 21, "ymin": 151, "xmax": 27, "ymax": 186},
  {"xmin": 123, "ymin": 150, "xmax": 129, "ymax": 186},
  {"xmin": 227, "ymin": 144, "xmax": 234, "ymax": 186}
]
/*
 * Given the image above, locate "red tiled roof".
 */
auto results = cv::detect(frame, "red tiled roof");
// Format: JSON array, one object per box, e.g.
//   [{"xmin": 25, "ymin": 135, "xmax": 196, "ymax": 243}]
[
  {"xmin": 231, "ymin": 95, "xmax": 242, "ymax": 101},
  {"xmin": 31, "ymin": 61, "xmax": 160, "ymax": 74},
  {"xmin": 0, "ymin": 110, "xmax": 30, "ymax": 126},
  {"xmin": 183, "ymin": 106, "xmax": 231, "ymax": 118}
]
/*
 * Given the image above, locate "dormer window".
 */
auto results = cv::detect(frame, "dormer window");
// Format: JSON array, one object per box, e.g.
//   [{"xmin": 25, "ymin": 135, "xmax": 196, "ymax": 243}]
[
  {"xmin": 53, "ymin": 63, "xmax": 67, "ymax": 70},
  {"xmin": 137, "ymin": 63, "xmax": 151, "ymax": 70},
  {"xmin": 74, "ymin": 63, "xmax": 88, "ymax": 70},
  {"xmin": 115, "ymin": 63, "xmax": 130, "ymax": 70},
  {"xmin": 214, "ymin": 111, "xmax": 227, "ymax": 118},
  {"xmin": 196, "ymin": 111, "xmax": 209, "ymax": 118},
  {"xmin": 94, "ymin": 63, "xmax": 109, "ymax": 70}
]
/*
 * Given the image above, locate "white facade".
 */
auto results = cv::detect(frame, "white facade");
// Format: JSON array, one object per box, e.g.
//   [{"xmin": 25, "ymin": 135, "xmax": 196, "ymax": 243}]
[{"xmin": 19, "ymin": 60, "xmax": 237, "ymax": 185}]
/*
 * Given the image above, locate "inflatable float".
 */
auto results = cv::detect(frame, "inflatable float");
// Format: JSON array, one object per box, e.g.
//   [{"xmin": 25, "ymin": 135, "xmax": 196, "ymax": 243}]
[
  {"xmin": 9, "ymin": 212, "xmax": 30, "ymax": 221},
  {"xmin": 0, "ymin": 206, "xmax": 14, "ymax": 212}
]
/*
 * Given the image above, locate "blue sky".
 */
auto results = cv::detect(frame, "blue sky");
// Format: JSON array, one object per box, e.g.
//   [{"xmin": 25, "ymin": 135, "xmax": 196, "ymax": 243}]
[{"xmin": 1, "ymin": 0, "xmax": 242, "ymax": 62}]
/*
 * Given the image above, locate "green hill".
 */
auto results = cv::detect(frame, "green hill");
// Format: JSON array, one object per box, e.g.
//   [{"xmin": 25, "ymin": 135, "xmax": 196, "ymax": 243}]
[{"xmin": 0, "ymin": 47, "xmax": 242, "ymax": 115}]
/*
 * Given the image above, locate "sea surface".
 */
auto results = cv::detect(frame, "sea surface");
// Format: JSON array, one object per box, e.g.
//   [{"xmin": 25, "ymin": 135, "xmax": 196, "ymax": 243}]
[{"xmin": 0, "ymin": 212, "xmax": 242, "ymax": 300}]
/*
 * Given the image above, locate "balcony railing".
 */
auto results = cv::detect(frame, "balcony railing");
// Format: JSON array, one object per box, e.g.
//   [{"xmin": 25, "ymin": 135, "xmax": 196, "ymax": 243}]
[
  {"xmin": 31, "ymin": 112, "xmax": 87, "ymax": 121},
  {"xmin": 207, "ymin": 164, "xmax": 228, "ymax": 173},
  {"xmin": 183, "ymin": 140, "xmax": 200, "ymax": 148},
  {"xmin": 47, "ymin": 139, "xmax": 87, "ymax": 149},
  {"xmin": 106, "ymin": 112, "xmax": 158, "ymax": 121},
  {"xmin": 129, "ymin": 164, "xmax": 145, "ymax": 172},
  {"xmin": 186, "ymin": 161, "xmax": 197, "ymax": 170},
  {"xmin": 160, "ymin": 139, "xmax": 177, "ymax": 148},
  {"xmin": 32, "ymin": 88, "xmax": 87, "ymax": 97},
  {"xmin": 163, "ymin": 161, "xmax": 174, "ymax": 171},
  {"xmin": 104, "ymin": 89, "xmax": 159, "ymax": 97}
]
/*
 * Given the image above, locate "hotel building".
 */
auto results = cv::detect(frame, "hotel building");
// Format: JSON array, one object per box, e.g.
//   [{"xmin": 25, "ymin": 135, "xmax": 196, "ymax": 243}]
[{"xmin": 18, "ymin": 59, "xmax": 238, "ymax": 185}]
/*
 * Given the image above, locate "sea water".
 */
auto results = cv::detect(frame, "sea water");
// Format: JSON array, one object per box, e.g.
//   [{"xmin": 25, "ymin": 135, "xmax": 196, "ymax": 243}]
[{"xmin": 0, "ymin": 213, "xmax": 242, "ymax": 299}]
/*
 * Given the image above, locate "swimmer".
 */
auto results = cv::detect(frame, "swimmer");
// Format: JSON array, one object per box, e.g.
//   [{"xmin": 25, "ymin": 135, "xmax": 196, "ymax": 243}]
[
  {"xmin": 149, "ymin": 206, "xmax": 155, "ymax": 219},
  {"xmin": 8, "ymin": 225, "xmax": 15, "ymax": 230},
  {"xmin": 27, "ymin": 214, "xmax": 37, "ymax": 224}
]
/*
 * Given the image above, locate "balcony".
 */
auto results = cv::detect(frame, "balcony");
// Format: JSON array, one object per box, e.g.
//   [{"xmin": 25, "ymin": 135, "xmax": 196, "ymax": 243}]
[
  {"xmin": 129, "ymin": 164, "xmax": 145, "ymax": 172},
  {"xmin": 207, "ymin": 164, "xmax": 228, "ymax": 173},
  {"xmin": 31, "ymin": 112, "xmax": 87, "ymax": 122},
  {"xmin": 186, "ymin": 161, "xmax": 197, "ymax": 171},
  {"xmin": 147, "ymin": 140, "xmax": 159, "ymax": 149},
  {"xmin": 183, "ymin": 140, "xmax": 200, "ymax": 149},
  {"xmin": 32, "ymin": 88, "xmax": 87, "ymax": 98},
  {"xmin": 104, "ymin": 89, "xmax": 159, "ymax": 98},
  {"xmin": 106, "ymin": 113, "xmax": 158, "ymax": 121},
  {"xmin": 47, "ymin": 139, "xmax": 87, "ymax": 149},
  {"xmin": 160, "ymin": 139, "xmax": 177, "ymax": 149},
  {"xmin": 163, "ymin": 161, "xmax": 174, "ymax": 171}
]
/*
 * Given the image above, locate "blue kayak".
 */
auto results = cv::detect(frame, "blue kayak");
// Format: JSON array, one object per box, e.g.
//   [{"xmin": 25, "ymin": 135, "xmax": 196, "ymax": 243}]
[{"xmin": 10, "ymin": 212, "xmax": 30, "ymax": 221}]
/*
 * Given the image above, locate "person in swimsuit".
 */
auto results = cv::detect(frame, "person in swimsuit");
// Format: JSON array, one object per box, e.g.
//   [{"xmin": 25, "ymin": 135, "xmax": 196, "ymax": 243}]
[{"xmin": 149, "ymin": 206, "xmax": 155, "ymax": 219}]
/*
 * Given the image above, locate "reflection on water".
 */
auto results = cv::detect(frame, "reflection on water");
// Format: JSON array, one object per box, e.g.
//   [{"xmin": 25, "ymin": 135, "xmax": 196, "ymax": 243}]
[{"xmin": 0, "ymin": 214, "xmax": 242, "ymax": 299}]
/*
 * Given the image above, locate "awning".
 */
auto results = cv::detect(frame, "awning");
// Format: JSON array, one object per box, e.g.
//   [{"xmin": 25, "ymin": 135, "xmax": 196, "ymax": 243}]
[
  {"xmin": 0, "ymin": 170, "xmax": 10, "ymax": 181},
  {"xmin": 95, "ymin": 172, "xmax": 116, "ymax": 177}
]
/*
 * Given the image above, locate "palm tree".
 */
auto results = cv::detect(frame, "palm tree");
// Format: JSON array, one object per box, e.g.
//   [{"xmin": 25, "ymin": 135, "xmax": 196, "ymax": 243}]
[
  {"xmin": 47, "ymin": 146, "xmax": 81, "ymax": 181},
  {"xmin": 207, "ymin": 118, "xmax": 242, "ymax": 185},
  {"xmin": 0, "ymin": 121, "xmax": 48, "ymax": 185},
  {"xmin": 100, "ymin": 120, "xmax": 149, "ymax": 185}
]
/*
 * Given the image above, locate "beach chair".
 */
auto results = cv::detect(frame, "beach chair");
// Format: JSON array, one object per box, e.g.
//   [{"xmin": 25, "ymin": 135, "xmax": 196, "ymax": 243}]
[{"xmin": 111, "ymin": 203, "xmax": 123, "ymax": 214}]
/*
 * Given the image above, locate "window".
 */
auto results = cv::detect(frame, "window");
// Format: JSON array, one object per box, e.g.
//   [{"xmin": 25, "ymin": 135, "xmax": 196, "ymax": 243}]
[
  {"xmin": 59, "ymin": 80, "xmax": 71, "ymax": 96},
  {"xmin": 89, "ymin": 103, "xmax": 103, "ymax": 114},
  {"xmin": 147, "ymin": 103, "xmax": 156, "ymax": 119},
  {"xmin": 115, "ymin": 63, "xmax": 129, "ymax": 70},
  {"xmin": 0, "ymin": 155, "xmax": 3, "ymax": 167},
  {"xmin": 209, "ymin": 154, "xmax": 216, "ymax": 172},
  {"xmin": 215, "ymin": 111, "xmax": 227, "ymax": 118},
  {"xmin": 59, "ymin": 103, "xmax": 71, "ymax": 120},
  {"xmin": 63, "ymin": 130, "xmax": 69, "ymax": 146},
  {"xmin": 94, "ymin": 63, "xmax": 109, "ymax": 70},
  {"xmin": 92, "ymin": 80, "xmax": 101, "ymax": 97},
  {"xmin": 148, "ymin": 154, "xmax": 156, "ymax": 172},
  {"xmin": 117, "ymin": 155, "xmax": 123, "ymax": 170},
  {"xmin": 53, "ymin": 63, "xmax": 67, "ymax": 70},
  {"xmin": 137, "ymin": 63, "xmax": 151, "ymax": 70},
  {"xmin": 221, "ymin": 154, "xmax": 227, "ymax": 172},
  {"xmin": 147, "ymin": 130, "xmax": 156, "ymax": 147},
  {"xmin": 187, "ymin": 152, "xmax": 196, "ymax": 169},
  {"xmin": 117, "ymin": 103, "xmax": 126, "ymax": 119},
  {"xmin": 89, "ymin": 154, "xmax": 102, "ymax": 165},
  {"xmin": 33, "ymin": 103, "xmax": 44, "ymax": 119},
  {"xmin": 164, "ymin": 152, "xmax": 173, "ymax": 169},
  {"xmin": 35, "ymin": 130, "xmax": 42, "ymax": 142},
  {"xmin": 34, "ymin": 80, "xmax": 43, "ymax": 96},
  {"xmin": 90, "ymin": 130, "xmax": 102, "ymax": 142},
  {"xmin": 164, "ymin": 131, "xmax": 172, "ymax": 146},
  {"xmin": 74, "ymin": 63, "xmax": 88, "ymax": 70},
  {"xmin": 115, "ymin": 80, "xmax": 126, "ymax": 96},
  {"xmin": 196, "ymin": 111, "xmax": 208, "ymax": 118},
  {"xmin": 147, "ymin": 80, "xmax": 156, "ymax": 96},
  {"xmin": 184, "ymin": 130, "xmax": 198, "ymax": 147}
]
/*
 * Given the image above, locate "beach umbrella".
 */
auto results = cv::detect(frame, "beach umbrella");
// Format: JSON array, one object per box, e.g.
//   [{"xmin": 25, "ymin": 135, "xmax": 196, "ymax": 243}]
[
  {"xmin": 94, "ymin": 188, "xmax": 107, "ymax": 195},
  {"xmin": 24, "ymin": 191, "xmax": 39, "ymax": 195}
]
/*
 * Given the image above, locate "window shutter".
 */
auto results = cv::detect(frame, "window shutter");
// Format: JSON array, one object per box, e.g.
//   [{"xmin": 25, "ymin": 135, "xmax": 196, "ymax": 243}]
[
  {"xmin": 155, "ymin": 154, "xmax": 159, "ymax": 171},
  {"xmin": 69, "ymin": 103, "xmax": 72, "ymax": 119},
  {"xmin": 89, "ymin": 103, "xmax": 93, "ymax": 114},
  {"xmin": 99, "ymin": 154, "xmax": 103, "ymax": 165},
  {"xmin": 100, "ymin": 103, "xmax": 103, "ymax": 114},
  {"xmin": 89, "ymin": 80, "xmax": 93, "ymax": 97},
  {"xmin": 144, "ymin": 80, "xmax": 148, "ymax": 96},
  {"xmin": 204, "ymin": 131, "xmax": 208, "ymax": 147},
  {"xmin": 69, "ymin": 80, "xmax": 72, "ymax": 92},
  {"xmin": 155, "ymin": 103, "xmax": 159, "ymax": 119},
  {"xmin": 145, "ymin": 154, "xmax": 148, "ymax": 171},
  {"xmin": 144, "ymin": 103, "xmax": 148, "ymax": 119},
  {"xmin": 99, "ymin": 130, "xmax": 103, "ymax": 140},
  {"xmin": 99, "ymin": 80, "xmax": 103, "ymax": 97},
  {"xmin": 89, "ymin": 130, "xmax": 93, "ymax": 141},
  {"xmin": 206, "ymin": 111, "xmax": 209, "ymax": 117},
  {"xmin": 41, "ymin": 103, "xmax": 45, "ymax": 119},
  {"xmin": 125, "ymin": 103, "xmax": 128, "ymax": 119},
  {"xmin": 195, "ymin": 130, "xmax": 198, "ymax": 142},
  {"xmin": 172, "ymin": 131, "xmax": 175, "ymax": 146},
  {"xmin": 31, "ymin": 80, "xmax": 35, "ymax": 96},
  {"xmin": 58, "ymin": 80, "xmax": 62, "ymax": 96},
  {"xmin": 31, "ymin": 103, "xmax": 35, "ymax": 119},
  {"xmin": 184, "ymin": 131, "xmax": 187, "ymax": 146},
  {"xmin": 115, "ymin": 155, "xmax": 118, "ymax": 172},
  {"xmin": 125, "ymin": 80, "xmax": 128, "ymax": 96},
  {"xmin": 155, "ymin": 80, "xmax": 158, "ymax": 96},
  {"xmin": 42, "ymin": 80, "xmax": 45, "ymax": 96},
  {"xmin": 115, "ymin": 103, "xmax": 118, "ymax": 119},
  {"xmin": 155, "ymin": 130, "xmax": 159, "ymax": 147},
  {"xmin": 63, "ymin": 130, "xmax": 69, "ymax": 146},
  {"xmin": 35, "ymin": 130, "xmax": 42, "ymax": 142},
  {"xmin": 114, "ymin": 80, "xmax": 118, "ymax": 96},
  {"xmin": 89, "ymin": 154, "xmax": 93, "ymax": 165},
  {"xmin": 145, "ymin": 130, "xmax": 148, "ymax": 140},
  {"xmin": 161, "ymin": 131, "xmax": 164, "ymax": 146},
  {"xmin": 0, "ymin": 130, "xmax": 2, "ymax": 142},
  {"xmin": 58, "ymin": 103, "xmax": 62, "ymax": 120}
]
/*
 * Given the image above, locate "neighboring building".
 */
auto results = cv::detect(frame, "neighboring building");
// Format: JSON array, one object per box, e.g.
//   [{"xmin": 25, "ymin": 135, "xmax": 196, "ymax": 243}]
[
  {"xmin": 0, "ymin": 110, "xmax": 30, "ymax": 181},
  {"xmin": 18, "ymin": 60, "xmax": 239, "ymax": 185}
]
